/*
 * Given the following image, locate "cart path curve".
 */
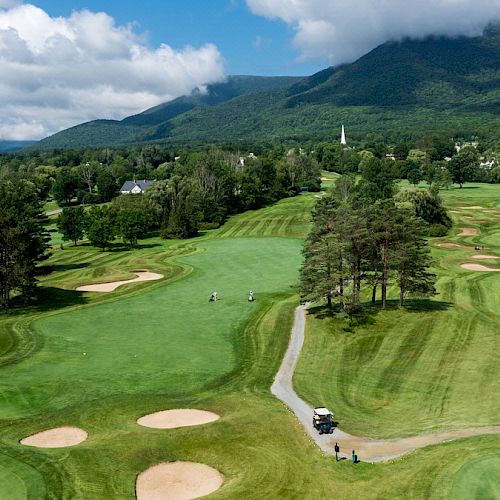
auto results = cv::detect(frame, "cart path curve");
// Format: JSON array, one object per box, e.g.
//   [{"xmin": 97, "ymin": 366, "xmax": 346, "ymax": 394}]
[{"xmin": 271, "ymin": 305, "xmax": 500, "ymax": 462}]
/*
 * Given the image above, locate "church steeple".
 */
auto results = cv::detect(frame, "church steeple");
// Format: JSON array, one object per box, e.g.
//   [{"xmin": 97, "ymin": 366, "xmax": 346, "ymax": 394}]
[{"xmin": 340, "ymin": 124, "xmax": 346, "ymax": 145}]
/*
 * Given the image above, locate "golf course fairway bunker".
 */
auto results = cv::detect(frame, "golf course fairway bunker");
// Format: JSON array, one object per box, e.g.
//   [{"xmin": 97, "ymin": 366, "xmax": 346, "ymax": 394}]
[
  {"xmin": 136, "ymin": 461, "xmax": 223, "ymax": 500},
  {"xmin": 461, "ymin": 263, "xmax": 500, "ymax": 272},
  {"xmin": 471, "ymin": 254, "xmax": 499, "ymax": 259},
  {"xmin": 137, "ymin": 409, "xmax": 220, "ymax": 429},
  {"xmin": 76, "ymin": 271, "xmax": 163, "ymax": 292},
  {"xmin": 20, "ymin": 427, "xmax": 87, "ymax": 448},
  {"xmin": 437, "ymin": 242, "xmax": 471, "ymax": 249},
  {"xmin": 458, "ymin": 228, "xmax": 478, "ymax": 236}
]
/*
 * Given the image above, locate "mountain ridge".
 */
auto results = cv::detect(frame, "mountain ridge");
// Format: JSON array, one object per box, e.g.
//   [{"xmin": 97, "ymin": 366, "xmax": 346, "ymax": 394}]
[{"xmin": 35, "ymin": 29, "xmax": 500, "ymax": 149}]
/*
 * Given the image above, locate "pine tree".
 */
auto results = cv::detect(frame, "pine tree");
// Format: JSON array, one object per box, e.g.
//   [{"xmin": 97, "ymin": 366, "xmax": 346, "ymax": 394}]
[{"xmin": 0, "ymin": 179, "xmax": 50, "ymax": 308}]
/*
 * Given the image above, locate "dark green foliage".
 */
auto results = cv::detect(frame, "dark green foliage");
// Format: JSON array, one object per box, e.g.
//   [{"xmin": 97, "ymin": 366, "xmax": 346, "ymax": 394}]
[
  {"xmin": 57, "ymin": 206, "xmax": 86, "ymax": 245},
  {"xmin": 85, "ymin": 206, "xmax": 117, "ymax": 250},
  {"xmin": 117, "ymin": 208, "xmax": 148, "ymax": 247},
  {"xmin": 301, "ymin": 175, "xmax": 437, "ymax": 310},
  {"xmin": 405, "ymin": 160, "xmax": 423, "ymax": 185},
  {"xmin": 96, "ymin": 170, "xmax": 119, "ymax": 202},
  {"xmin": 448, "ymin": 147, "xmax": 480, "ymax": 187},
  {"xmin": 51, "ymin": 167, "xmax": 79, "ymax": 205},
  {"xmin": 428, "ymin": 224, "xmax": 449, "ymax": 237},
  {"xmin": 357, "ymin": 157, "xmax": 395, "ymax": 202},
  {"xmin": 0, "ymin": 179, "xmax": 50, "ymax": 307}
]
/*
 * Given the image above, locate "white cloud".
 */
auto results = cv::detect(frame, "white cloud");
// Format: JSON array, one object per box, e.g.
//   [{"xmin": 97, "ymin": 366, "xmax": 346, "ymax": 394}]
[
  {"xmin": 0, "ymin": 4, "xmax": 225, "ymax": 140},
  {"xmin": 246, "ymin": 0, "xmax": 500, "ymax": 64}
]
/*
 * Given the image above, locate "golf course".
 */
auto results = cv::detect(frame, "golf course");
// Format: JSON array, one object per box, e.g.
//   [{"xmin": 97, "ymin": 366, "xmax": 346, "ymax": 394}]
[{"xmin": 0, "ymin": 183, "xmax": 499, "ymax": 498}]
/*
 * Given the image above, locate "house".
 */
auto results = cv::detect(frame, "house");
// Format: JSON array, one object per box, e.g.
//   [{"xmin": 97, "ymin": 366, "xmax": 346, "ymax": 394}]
[
  {"xmin": 120, "ymin": 179, "xmax": 156, "ymax": 194},
  {"xmin": 480, "ymin": 159, "xmax": 495, "ymax": 169}
]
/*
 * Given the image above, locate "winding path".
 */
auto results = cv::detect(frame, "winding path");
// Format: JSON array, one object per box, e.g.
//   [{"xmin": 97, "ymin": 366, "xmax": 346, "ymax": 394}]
[{"xmin": 271, "ymin": 305, "xmax": 500, "ymax": 462}]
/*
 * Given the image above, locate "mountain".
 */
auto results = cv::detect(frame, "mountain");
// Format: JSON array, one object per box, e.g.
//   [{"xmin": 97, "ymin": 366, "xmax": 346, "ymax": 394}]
[
  {"xmin": 0, "ymin": 140, "xmax": 36, "ymax": 152},
  {"xmin": 35, "ymin": 75, "xmax": 301, "ymax": 149},
  {"xmin": 36, "ymin": 28, "xmax": 500, "ymax": 149}
]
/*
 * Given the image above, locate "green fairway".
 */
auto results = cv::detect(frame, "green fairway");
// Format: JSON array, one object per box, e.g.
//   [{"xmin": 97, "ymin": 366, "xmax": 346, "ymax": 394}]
[
  {"xmin": 0, "ymin": 189, "xmax": 499, "ymax": 498},
  {"xmin": 0, "ymin": 237, "xmax": 302, "ymax": 419}
]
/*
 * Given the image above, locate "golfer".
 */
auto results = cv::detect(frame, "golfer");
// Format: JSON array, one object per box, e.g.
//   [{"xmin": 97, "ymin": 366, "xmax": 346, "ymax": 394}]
[
  {"xmin": 334, "ymin": 442, "xmax": 340, "ymax": 461},
  {"xmin": 248, "ymin": 290, "xmax": 254, "ymax": 302}
]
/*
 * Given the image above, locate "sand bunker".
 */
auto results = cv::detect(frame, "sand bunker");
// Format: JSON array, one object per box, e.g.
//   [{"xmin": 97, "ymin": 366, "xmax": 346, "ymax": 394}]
[
  {"xmin": 136, "ymin": 461, "xmax": 223, "ymax": 500},
  {"xmin": 471, "ymin": 255, "xmax": 499, "ymax": 260},
  {"xmin": 20, "ymin": 426, "xmax": 87, "ymax": 448},
  {"xmin": 459, "ymin": 228, "xmax": 478, "ymax": 236},
  {"xmin": 437, "ymin": 242, "xmax": 470, "ymax": 249},
  {"xmin": 137, "ymin": 409, "xmax": 220, "ymax": 429},
  {"xmin": 461, "ymin": 263, "xmax": 500, "ymax": 272},
  {"xmin": 76, "ymin": 270, "xmax": 163, "ymax": 292},
  {"xmin": 458, "ymin": 206, "xmax": 484, "ymax": 209}
]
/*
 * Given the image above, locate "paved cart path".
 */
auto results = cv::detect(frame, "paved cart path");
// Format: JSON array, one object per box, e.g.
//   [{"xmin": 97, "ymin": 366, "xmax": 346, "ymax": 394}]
[{"xmin": 271, "ymin": 305, "xmax": 500, "ymax": 462}]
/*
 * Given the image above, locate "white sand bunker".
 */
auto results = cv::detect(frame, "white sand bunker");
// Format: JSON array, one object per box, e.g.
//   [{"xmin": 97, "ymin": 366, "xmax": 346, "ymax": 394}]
[
  {"xmin": 136, "ymin": 461, "xmax": 224, "ymax": 500},
  {"xmin": 76, "ymin": 270, "xmax": 163, "ymax": 292},
  {"xmin": 20, "ymin": 426, "xmax": 87, "ymax": 448},
  {"xmin": 471, "ymin": 255, "xmax": 499, "ymax": 260},
  {"xmin": 137, "ymin": 409, "xmax": 220, "ymax": 429},
  {"xmin": 461, "ymin": 263, "xmax": 500, "ymax": 272},
  {"xmin": 459, "ymin": 228, "xmax": 478, "ymax": 236},
  {"xmin": 437, "ymin": 242, "xmax": 470, "ymax": 249},
  {"xmin": 458, "ymin": 205, "xmax": 484, "ymax": 209}
]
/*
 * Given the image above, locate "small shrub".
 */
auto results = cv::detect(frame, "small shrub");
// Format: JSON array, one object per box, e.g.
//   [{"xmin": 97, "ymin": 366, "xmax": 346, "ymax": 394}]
[{"xmin": 428, "ymin": 224, "xmax": 449, "ymax": 237}]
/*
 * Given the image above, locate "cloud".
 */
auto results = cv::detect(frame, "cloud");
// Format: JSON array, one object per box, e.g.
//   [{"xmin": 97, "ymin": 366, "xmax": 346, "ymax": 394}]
[
  {"xmin": 246, "ymin": 0, "xmax": 500, "ymax": 64},
  {"xmin": 0, "ymin": 4, "xmax": 225, "ymax": 140}
]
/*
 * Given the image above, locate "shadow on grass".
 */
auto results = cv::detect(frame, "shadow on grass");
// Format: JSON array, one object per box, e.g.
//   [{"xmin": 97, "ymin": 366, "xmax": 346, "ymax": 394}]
[
  {"xmin": 36, "ymin": 262, "xmax": 90, "ymax": 275},
  {"xmin": 7, "ymin": 287, "xmax": 87, "ymax": 315},
  {"xmin": 307, "ymin": 298, "xmax": 452, "ymax": 327}
]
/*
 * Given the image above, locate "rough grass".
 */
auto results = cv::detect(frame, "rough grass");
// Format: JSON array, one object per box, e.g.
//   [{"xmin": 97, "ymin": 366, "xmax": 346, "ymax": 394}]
[{"xmin": 0, "ymin": 189, "xmax": 499, "ymax": 498}]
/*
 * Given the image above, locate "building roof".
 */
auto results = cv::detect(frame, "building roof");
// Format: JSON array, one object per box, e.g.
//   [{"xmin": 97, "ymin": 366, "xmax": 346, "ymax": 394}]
[{"xmin": 120, "ymin": 179, "xmax": 155, "ymax": 192}]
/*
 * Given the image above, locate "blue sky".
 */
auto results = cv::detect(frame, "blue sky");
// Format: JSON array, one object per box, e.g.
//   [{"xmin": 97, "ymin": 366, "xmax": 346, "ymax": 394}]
[
  {"xmin": 27, "ymin": 0, "xmax": 324, "ymax": 76},
  {"xmin": 0, "ymin": 0, "xmax": 498, "ymax": 139}
]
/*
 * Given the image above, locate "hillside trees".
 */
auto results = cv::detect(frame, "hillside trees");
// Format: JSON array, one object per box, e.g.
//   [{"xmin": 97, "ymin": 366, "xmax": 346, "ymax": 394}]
[{"xmin": 0, "ymin": 179, "xmax": 50, "ymax": 308}]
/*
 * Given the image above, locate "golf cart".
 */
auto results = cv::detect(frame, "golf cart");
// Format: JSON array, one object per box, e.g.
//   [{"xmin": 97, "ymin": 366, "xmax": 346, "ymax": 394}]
[{"xmin": 313, "ymin": 407, "xmax": 334, "ymax": 434}]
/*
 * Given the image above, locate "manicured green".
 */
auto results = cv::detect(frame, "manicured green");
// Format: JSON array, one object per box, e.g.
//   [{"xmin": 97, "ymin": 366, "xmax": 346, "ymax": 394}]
[
  {"xmin": 0, "ymin": 189, "xmax": 498, "ymax": 498},
  {"xmin": 451, "ymin": 455, "xmax": 500, "ymax": 500}
]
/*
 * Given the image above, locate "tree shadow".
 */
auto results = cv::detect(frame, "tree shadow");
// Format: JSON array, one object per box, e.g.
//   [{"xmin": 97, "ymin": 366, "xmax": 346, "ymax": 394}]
[
  {"xmin": 36, "ymin": 262, "xmax": 90, "ymax": 275},
  {"xmin": 403, "ymin": 298, "xmax": 453, "ymax": 312},
  {"xmin": 33, "ymin": 287, "xmax": 88, "ymax": 312},
  {"xmin": 6, "ymin": 287, "xmax": 87, "ymax": 315},
  {"xmin": 307, "ymin": 297, "xmax": 452, "ymax": 326}
]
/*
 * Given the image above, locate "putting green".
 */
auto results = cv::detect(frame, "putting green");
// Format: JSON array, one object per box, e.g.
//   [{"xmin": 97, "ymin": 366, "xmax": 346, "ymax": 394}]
[
  {"xmin": 0, "ymin": 237, "xmax": 302, "ymax": 419},
  {"xmin": 451, "ymin": 455, "xmax": 500, "ymax": 499},
  {"xmin": 0, "ymin": 454, "xmax": 46, "ymax": 500}
]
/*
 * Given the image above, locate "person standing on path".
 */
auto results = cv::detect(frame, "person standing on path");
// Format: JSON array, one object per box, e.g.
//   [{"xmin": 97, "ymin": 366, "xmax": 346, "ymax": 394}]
[
  {"xmin": 334, "ymin": 443, "xmax": 340, "ymax": 461},
  {"xmin": 352, "ymin": 450, "xmax": 357, "ymax": 464}
]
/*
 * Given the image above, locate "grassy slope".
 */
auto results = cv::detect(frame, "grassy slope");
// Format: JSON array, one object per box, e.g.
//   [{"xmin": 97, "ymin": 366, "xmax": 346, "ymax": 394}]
[
  {"xmin": 294, "ymin": 184, "xmax": 500, "ymax": 439},
  {"xmin": 0, "ymin": 190, "xmax": 498, "ymax": 499}
]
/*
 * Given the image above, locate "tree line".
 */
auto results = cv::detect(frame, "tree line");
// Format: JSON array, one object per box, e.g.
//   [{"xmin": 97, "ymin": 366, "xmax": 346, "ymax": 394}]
[
  {"xmin": 58, "ymin": 148, "xmax": 322, "ymax": 246},
  {"xmin": 300, "ymin": 157, "xmax": 444, "ymax": 310}
]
